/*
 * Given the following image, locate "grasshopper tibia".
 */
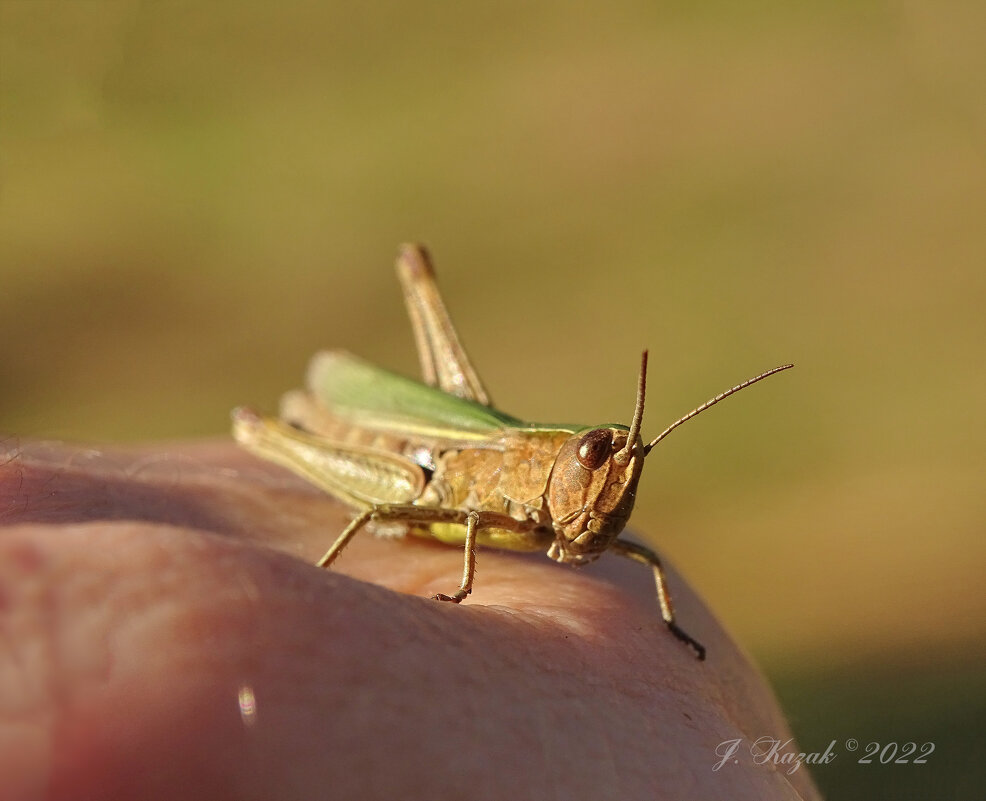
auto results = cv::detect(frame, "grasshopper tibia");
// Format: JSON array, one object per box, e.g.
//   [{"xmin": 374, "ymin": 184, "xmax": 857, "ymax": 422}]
[
  {"xmin": 609, "ymin": 539, "xmax": 707, "ymax": 660},
  {"xmin": 318, "ymin": 505, "xmax": 519, "ymax": 604}
]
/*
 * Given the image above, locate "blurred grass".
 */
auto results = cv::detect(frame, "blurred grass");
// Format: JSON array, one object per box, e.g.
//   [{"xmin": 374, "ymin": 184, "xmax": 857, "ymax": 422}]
[
  {"xmin": 2, "ymin": 2, "xmax": 984, "ymax": 797},
  {"xmin": 775, "ymin": 652, "xmax": 986, "ymax": 801}
]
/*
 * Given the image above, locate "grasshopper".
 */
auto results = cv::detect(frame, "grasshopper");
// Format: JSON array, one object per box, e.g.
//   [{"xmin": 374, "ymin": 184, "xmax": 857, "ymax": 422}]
[{"xmin": 232, "ymin": 245, "xmax": 792, "ymax": 659}]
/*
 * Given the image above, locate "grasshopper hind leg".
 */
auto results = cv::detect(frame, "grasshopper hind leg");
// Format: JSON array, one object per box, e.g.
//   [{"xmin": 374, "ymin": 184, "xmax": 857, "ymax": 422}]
[{"xmin": 395, "ymin": 244, "xmax": 492, "ymax": 405}]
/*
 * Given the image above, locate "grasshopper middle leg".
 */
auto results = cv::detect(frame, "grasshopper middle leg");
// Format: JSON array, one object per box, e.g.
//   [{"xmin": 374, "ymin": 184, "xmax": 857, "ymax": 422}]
[
  {"xmin": 317, "ymin": 505, "xmax": 518, "ymax": 603},
  {"xmin": 432, "ymin": 510, "xmax": 479, "ymax": 603}
]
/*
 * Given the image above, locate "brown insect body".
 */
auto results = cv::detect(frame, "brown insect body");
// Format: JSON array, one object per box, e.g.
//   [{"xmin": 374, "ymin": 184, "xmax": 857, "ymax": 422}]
[
  {"xmin": 234, "ymin": 244, "xmax": 793, "ymax": 661},
  {"xmin": 282, "ymin": 388, "xmax": 644, "ymax": 561}
]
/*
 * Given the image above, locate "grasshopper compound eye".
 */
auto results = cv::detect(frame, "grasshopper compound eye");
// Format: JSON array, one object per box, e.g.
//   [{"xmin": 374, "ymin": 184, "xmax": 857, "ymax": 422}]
[{"xmin": 576, "ymin": 429, "xmax": 612, "ymax": 469}]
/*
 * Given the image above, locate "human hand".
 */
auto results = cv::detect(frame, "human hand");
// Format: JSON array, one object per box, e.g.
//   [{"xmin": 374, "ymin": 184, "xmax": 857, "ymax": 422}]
[{"xmin": 0, "ymin": 438, "xmax": 821, "ymax": 801}]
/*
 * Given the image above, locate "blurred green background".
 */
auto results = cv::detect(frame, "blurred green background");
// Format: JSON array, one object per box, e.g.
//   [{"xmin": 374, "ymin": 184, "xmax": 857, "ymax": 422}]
[{"xmin": 2, "ymin": 2, "xmax": 983, "ymax": 797}]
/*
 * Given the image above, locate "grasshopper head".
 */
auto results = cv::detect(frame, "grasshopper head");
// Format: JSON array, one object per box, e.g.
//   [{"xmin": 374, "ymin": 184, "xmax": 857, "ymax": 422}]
[
  {"xmin": 545, "ymin": 353, "xmax": 793, "ymax": 566},
  {"xmin": 546, "ymin": 425, "xmax": 645, "ymax": 565},
  {"xmin": 546, "ymin": 352, "xmax": 650, "ymax": 565}
]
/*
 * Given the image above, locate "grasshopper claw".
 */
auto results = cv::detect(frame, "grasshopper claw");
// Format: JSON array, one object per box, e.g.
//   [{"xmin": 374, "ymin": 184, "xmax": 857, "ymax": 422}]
[{"xmin": 433, "ymin": 590, "xmax": 468, "ymax": 603}]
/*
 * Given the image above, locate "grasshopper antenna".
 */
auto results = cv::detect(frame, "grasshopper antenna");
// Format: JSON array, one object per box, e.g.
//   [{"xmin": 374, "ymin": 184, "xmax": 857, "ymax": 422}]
[
  {"xmin": 643, "ymin": 363, "xmax": 793, "ymax": 455},
  {"xmin": 614, "ymin": 350, "xmax": 648, "ymax": 464}
]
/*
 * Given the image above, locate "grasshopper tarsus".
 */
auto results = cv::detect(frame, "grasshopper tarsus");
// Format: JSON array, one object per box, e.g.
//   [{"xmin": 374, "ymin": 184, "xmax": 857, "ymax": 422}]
[
  {"xmin": 433, "ymin": 589, "xmax": 469, "ymax": 603},
  {"xmin": 668, "ymin": 623, "xmax": 706, "ymax": 661}
]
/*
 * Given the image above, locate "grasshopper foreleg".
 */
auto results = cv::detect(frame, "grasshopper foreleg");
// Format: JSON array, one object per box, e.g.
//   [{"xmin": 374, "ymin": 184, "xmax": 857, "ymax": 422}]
[{"xmin": 610, "ymin": 539, "xmax": 706, "ymax": 660}]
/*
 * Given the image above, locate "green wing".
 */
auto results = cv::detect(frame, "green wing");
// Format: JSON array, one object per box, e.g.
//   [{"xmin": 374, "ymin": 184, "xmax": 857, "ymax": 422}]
[{"xmin": 305, "ymin": 351, "xmax": 524, "ymax": 439}]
